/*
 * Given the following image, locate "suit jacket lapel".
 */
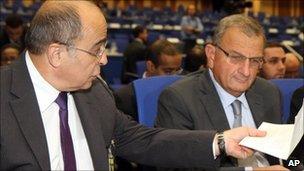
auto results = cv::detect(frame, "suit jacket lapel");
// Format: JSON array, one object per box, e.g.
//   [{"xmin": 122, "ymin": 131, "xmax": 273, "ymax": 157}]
[
  {"xmin": 246, "ymin": 85, "xmax": 264, "ymax": 127},
  {"xmin": 9, "ymin": 56, "xmax": 50, "ymax": 170},
  {"xmin": 246, "ymin": 83, "xmax": 279, "ymax": 165},
  {"xmin": 198, "ymin": 71, "xmax": 230, "ymax": 131},
  {"xmin": 73, "ymin": 92, "xmax": 108, "ymax": 170}
]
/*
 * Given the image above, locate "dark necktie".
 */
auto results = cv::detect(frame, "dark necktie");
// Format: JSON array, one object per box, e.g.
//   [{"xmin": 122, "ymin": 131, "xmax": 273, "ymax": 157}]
[{"xmin": 55, "ymin": 92, "xmax": 76, "ymax": 171}]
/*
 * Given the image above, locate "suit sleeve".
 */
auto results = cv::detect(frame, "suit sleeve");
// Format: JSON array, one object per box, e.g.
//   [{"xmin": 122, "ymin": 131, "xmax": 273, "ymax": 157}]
[
  {"xmin": 155, "ymin": 87, "xmax": 195, "ymax": 130},
  {"xmin": 112, "ymin": 109, "xmax": 219, "ymax": 169},
  {"xmin": 94, "ymin": 78, "xmax": 220, "ymax": 169},
  {"xmin": 113, "ymin": 84, "xmax": 138, "ymax": 121}
]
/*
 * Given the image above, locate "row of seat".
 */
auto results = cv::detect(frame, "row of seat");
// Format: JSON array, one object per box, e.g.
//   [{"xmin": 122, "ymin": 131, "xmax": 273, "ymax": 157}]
[{"xmin": 132, "ymin": 75, "xmax": 303, "ymax": 127}]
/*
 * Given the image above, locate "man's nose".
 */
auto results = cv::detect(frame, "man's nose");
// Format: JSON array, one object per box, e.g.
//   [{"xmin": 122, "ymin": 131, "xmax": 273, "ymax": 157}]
[
  {"xmin": 98, "ymin": 52, "xmax": 108, "ymax": 66},
  {"xmin": 239, "ymin": 59, "xmax": 251, "ymax": 77}
]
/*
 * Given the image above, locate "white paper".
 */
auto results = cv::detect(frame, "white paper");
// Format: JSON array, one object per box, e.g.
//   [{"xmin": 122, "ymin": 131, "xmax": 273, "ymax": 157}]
[{"xmin": 240, "ymin": 103, "xmax": 304, "ymax": 160}]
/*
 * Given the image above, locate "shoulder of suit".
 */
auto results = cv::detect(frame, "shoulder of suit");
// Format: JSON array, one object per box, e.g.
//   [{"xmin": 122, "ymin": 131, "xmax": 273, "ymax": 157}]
[
  {"xmin": 113, "ymin": 83, "xmax": 134, "ymax": 98},
  {"xmin": 166, "ymin": 70, "xmax": 205, "ymax": 92},
  {"xmin": 251, "ymin": 76, "xmax": 278, "ymax": 93}
]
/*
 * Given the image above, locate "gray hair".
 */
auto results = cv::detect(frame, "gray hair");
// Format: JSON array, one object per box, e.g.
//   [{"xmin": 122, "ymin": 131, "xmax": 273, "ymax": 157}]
[
  {"xmin": 25, "ymin": 2, "xmax": 82, "ymax": 54},
  {"xmin": 212, "ymin": 14, "xmax": 266, "ymax": 47}
]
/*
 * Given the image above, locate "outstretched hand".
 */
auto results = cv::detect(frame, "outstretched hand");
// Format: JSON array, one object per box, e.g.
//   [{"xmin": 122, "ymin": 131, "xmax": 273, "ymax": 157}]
[{"xmin": 223, "ymin": 127, "xmax": 266, "ymax": 159}]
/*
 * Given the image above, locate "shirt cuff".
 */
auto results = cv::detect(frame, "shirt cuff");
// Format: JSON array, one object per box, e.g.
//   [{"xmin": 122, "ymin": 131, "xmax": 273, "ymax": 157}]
[
  {"xmin": 212, "ymin": 133, "xmax": 220, "ymax": 159},
  {"xmin": 245, "ymin": 167, "xmax": 253, "ymax": 171}
]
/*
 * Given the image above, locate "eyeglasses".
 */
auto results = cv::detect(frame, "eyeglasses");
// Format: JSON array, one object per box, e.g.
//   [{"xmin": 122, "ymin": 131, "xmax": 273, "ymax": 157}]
[
  {"xmin": 59, "ymin": 41, "xmax": 107, "ymax": 60},
  {"xmin": 215, "ymin": 44, "xmax": 264, "ymax": 69}
]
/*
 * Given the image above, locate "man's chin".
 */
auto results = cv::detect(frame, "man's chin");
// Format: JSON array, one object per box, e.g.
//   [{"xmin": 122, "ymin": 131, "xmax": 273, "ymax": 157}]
[{"xmin": 79, "ymin": 81, "xmax": 93, "ymax": 90}]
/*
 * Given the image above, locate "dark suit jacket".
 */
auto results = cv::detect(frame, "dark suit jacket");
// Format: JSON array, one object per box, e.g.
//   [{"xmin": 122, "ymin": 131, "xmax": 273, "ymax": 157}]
[
  {"xmin": 155, "ymin": 69, "xmax": 282, "ymax": 170},
  {"xmin": 287, "ymin": 87, "xmax": 304, "ymax": 166},
  {"xmin": 114, "ymin": 71, "xmax": 190, "ymax": 122},
  {"xmin": 0, "ymin": 27, "xmax": 26, "ymax": 51},
  {"xmin": 114, "ymin": 83, "xmax": 138, "ymax": 121},
  {"xmin": 122, "ymin": 39, "xmax": 146, "ymax": 83},
  {"xmin": 1, "ymin": 55, "xmax": 221, "ymax": 170}
]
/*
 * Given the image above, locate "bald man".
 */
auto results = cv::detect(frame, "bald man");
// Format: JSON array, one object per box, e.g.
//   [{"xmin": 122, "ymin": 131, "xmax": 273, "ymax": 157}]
[{"xmin": 284, "ymin": 53, "xmax": 301, "ymax": 78}]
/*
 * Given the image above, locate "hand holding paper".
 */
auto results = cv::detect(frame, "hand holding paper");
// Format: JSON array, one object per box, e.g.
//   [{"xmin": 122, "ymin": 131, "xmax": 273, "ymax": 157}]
[{"xmin": 240, "ymin": 103, "xmax": 304, "ymax": 160}]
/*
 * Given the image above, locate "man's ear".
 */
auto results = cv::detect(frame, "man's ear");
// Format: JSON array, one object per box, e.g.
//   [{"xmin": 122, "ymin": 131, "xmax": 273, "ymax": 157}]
[
  {"xmin": 146, "ymin": 60, "xmax": 156, "ymax": 73},
  {"xmin": 205, "ymin": 44, "xmax": 216, "ymax": 69},
  {"xmin": 46, "ymin": 43, "xmax": 64, "ymax": 68}
]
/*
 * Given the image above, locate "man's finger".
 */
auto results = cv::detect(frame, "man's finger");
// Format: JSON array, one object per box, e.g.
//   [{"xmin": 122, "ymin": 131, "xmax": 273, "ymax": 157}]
[{"xmin": 247, "ymin": 127, "xmax": 267, "ymax": 137}]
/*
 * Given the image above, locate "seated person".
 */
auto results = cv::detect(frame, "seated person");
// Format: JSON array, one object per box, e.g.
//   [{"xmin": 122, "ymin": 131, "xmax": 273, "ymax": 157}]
[
  {"xmin": 184, "ymin": 45, "xmax": 207, "ymax": 72},
  {"xmin": 114, "ymin": 39, "xmax": 183, "ymax": 121},
  {"xmin": 1, "ymin": 2, "xmax": 273, "ymax": 171},
  {"xmin": 284, "ymin": 52, "xmax": 301, "ymax": 78},
  {"xmin": 0, "ymin": 43, "xmax": 20, "ymax": 66},
  {"xmin": 181, "ymin": 4, "xmax": 203, "ymax": 54},
  {"xmin": 155, "ymin": 14, "xmax": 286, "ymax": 171},
  {"xmin": 260, "ymin": 42, "xmax": 286, "ymax": 79},
  {"xmin": 0, "ymin": 14, "xmax": 27, "ymax": 51},
  {"xmin": 121, "ymin": 25, "xmax": 148, "ymax": 84},
  {"xmin": 114, "ymin": 39, "xmax": 184, "ymax": 171}
]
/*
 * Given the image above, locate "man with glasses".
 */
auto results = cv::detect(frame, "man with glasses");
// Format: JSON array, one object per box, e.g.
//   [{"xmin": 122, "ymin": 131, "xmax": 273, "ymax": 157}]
[
  {"xmin": 156, "ymin": 14, "xmax": 287, "ymax": 170},
  {"xmin": 1, "ymin": 2, "xmax": 270, "ymax": 170},
  {"xmin": 260, "ymin": 42, "xmax": 286, "ymax": 79}
]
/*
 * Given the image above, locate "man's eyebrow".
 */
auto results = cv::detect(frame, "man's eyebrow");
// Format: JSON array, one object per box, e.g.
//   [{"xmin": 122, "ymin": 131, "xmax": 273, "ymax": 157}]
[
  {"xmin": 93, "ymin": 38, "xmax": 107, "ymax": 46},
  {"xmin": 230, "ymin": 49, "xmax": 246, "ymax": 57},
  {"xmin": 230, "ymin": 49, "xmax": 263, "ymax": 58}
]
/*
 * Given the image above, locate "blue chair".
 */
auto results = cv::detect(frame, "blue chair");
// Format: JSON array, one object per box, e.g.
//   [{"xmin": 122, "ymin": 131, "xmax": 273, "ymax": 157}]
[
  {"xmin": 114, "ymin": 37, "xmax": 129, "ymax": 53},
  {"xmin": 136, "ymin": 61, "xmax": 146, "ymax": 78},
  {"xmin": 103, "ymin": 56, "xmax": 124, "ymax": 84},
  {"xmin": 133, "ymin": 75, "xmax": 183, "ymax": 127},
  {"xmin": 269, "ymin": 78, "xmax": 304, "ymax": 123}
]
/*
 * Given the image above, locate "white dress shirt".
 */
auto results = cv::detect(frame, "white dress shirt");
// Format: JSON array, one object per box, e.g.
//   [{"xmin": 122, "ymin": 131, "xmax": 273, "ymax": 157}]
[{"xmin": 25, "ymin": 51, "xmax": 94, "ymax": 170}]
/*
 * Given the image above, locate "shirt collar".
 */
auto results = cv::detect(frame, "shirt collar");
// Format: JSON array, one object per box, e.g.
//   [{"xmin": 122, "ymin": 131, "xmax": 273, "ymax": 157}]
[
  {"xmin": 135, "ymin": 38, "xmax": 144, "ymax": 44},
  {"xmin": 208, "ymin": 69, "xmax": 249, "ymax": 109},
  {"xmin": 25, "ymin": 51, "xmax": 60, "ymax": 113},
  {"xmin": 142, "ymin": 71, "xmax": 147, "ymax": 78}
]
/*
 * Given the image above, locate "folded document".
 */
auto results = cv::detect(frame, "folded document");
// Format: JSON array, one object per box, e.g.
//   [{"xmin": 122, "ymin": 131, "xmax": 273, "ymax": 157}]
[{"xmin": 240, "ymin": 103, "xmax": 304, "ymax": 160}]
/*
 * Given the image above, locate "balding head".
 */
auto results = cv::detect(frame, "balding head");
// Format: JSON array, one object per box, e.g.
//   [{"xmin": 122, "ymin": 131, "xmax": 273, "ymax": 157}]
[
  {"xmin": 25, "ymin": 0, "xmax": 106, "ymax": 55},
  {"xmin": 24, "ymin": 0, "xmax": 108, "ymax": 91},
  {"xmin": 285, "ymin": 53, "xmax": 300, "ymax": 78}
]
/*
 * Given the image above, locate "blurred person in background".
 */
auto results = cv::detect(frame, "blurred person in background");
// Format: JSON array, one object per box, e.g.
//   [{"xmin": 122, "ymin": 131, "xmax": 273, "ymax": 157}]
[
  {"xmin": 115, "ymin": 39, "xmax": 184, "ymax": 171},
  {"xmin": 184, "ymin": 45, "xmax": 207, "ymax": 72},
  {"xmin": 0, "ymin": 13, "xmax": 27, "ymax": 51},
  {"xmin": 180, "ymin": 4, "xmax": 203, "ymax": 54},
  {"xmin": 121, "ymin": 25, "xmax": 148, "ymax": 84},
  {"xmin": 260, "ymin": 42, "xmax": 286, "ymax": 79},
  {"xmin": 115, "ymin": 39, "xmax": 183, "ymax": 121},
  {"xmin": 0, "ymin": 43, "xmax": 20, "ymax": 66},
  {"xmin": 284, "ymin": 52, "xmax": 301, "ymax": 78}
]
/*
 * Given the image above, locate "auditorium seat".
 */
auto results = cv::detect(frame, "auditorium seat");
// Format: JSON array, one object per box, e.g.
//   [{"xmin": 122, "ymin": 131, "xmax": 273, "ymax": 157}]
[
  {"xmin": 133, "ymin": 75, "xmax": 183, "ymax": 127},
  {"xmin": 269, "ymin": 78, "xmax": 304, "ymax": 123}
]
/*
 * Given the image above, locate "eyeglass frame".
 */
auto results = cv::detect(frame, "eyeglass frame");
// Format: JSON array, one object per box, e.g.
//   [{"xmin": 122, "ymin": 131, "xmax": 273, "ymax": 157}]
[
  {"xmin": 58, "ymin": 41, "xmax": 107, "ymax": 60},
  {"xmin": 213, "ymin": 44, "xmax": 264, "ymax": 69}
]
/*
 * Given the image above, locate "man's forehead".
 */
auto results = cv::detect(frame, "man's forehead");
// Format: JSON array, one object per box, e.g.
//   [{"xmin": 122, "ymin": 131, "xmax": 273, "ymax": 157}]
[{"xmin": 264, "ymin": 47, "xmax": 285, "ymax": 57}]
